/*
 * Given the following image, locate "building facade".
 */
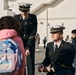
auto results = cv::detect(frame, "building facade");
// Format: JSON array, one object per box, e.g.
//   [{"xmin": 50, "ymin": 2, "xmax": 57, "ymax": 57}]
[{"xmin": 1, "ymin": 0, "xmax": 76, "ymax": 46}]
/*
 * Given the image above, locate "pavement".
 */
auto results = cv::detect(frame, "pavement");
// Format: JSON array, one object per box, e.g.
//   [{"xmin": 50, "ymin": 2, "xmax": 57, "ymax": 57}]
[
  {"xmin": 35, "ymin": 47, "xmax": 47, "ymax": 75},
  {"xmin": 26, "ymin": 46, "xmax": 47, "ymax": 75}
]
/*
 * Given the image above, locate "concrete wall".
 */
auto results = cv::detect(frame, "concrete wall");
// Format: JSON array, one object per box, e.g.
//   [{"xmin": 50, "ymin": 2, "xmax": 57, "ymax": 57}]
[
  {"xmin": 9, "ymin": 0, "xmax": 76, "ymax": 46},
  {"xmin": 0, "ymin": 10, "xmax": 14, "ymax": 18},
  {"xmin": 0, "ymin": 0, "xmax": 8, "ymax": 10},
  {"xmin": 34, "ymin": 0, "xmax": 76, "ymax": 46},
  {"xmin": 0, "ymin": 0, "xmax": 14, "ymax": 18}
]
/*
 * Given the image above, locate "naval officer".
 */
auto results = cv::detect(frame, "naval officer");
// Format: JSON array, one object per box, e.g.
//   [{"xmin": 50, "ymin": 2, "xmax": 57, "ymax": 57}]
[
  {"xmin": 38, "ymin": 24, "xmax": 75, "ymax": 75},
  {"xmin": 14, "ymin": 2, "xmax": 37, "ymax": 75}
]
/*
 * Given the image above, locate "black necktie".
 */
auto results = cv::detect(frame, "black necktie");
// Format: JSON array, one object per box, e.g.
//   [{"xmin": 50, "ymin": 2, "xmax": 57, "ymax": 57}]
[
  {"xmin": 55, "ymin": 45, "xmax": 58, "ymax": 52},
  {"xmin": 23, "ymin": 19, "xmax": 27, "ymax": 25}
]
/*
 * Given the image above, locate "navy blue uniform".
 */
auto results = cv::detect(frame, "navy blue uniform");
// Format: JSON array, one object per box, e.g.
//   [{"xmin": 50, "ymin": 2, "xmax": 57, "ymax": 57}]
[
  {"xmin": 14, "ymin": 14, "xmax": 37, "ymax": 75},
  {"xmin": 42, "ymin": 40, "xmax": 75, "ymax": 75}
]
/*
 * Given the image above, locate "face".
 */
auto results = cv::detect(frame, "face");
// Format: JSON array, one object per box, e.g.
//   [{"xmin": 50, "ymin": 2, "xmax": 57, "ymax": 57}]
[
  {"xmin": 72, "ymin": 34, "xmax": 76, "ymax": 38},
  {"xmin": 21, "ymin": 11, "xmax": 29, "ymax": 18},
  {"xmin": 51, "ymin": 32, "xmax": 63, "ymax": 42}
]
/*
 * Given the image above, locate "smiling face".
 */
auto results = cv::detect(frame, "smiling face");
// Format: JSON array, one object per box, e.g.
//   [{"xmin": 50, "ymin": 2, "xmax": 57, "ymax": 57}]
[{"xmin": 51, "ymin": 32, "xmax": 63, "ymax": 42}]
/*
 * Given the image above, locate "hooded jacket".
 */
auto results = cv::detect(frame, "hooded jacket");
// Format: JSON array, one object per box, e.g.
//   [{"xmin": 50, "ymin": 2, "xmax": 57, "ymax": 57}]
[{"xmin": 0, "ymin": 29, "xmax": 25, "ymax": 75}]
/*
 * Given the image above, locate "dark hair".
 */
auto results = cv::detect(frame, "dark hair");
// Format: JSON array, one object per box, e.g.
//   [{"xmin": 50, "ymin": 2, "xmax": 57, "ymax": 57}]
[{"xmin": 0, "ymin": 16, "xmax": 21, "ymax": 36}]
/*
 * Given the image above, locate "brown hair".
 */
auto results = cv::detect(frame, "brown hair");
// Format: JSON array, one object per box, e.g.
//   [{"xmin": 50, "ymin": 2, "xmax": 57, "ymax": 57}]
[{"xmin": 0, "ymin": 16, "xmax": 21, "ymax": 36}]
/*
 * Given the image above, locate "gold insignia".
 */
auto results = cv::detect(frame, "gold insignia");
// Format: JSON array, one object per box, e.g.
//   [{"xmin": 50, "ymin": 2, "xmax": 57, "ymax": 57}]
[
  {"xmin": 19, "ymin": 7, "xmax": 29, "ymax": 10},
  {"xmin": 30, "ymin": 22, "xmax": 33, "ymax": 24},
  {"xmin": 61, "ymin": 44, "xmax": 63, "ymax": 47},
  {"xmin": 29, "ymin": 36, "xmax": 35, "ymax": 39}
]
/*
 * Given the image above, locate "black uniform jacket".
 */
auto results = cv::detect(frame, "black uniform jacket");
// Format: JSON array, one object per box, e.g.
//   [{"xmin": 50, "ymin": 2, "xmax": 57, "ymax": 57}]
[
  {"xmin": 14, "ymin": 14, "xmax": 37, "ymax": 47},
  {"xmin": 72, "ymin": 37, "xmax": 76, "ymax": 54},
  {"xmin": 42, "ymin": 40, "xmax": 75, "ymax": 72}
]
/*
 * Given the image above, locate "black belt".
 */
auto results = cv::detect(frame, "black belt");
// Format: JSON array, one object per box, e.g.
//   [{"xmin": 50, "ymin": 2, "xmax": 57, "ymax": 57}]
[
  {"xmin": 51, "ymin": 62, "xmax": 72, "ymax": 69},
  {"xmin": 58, "ymin": 63, "xmax": 72, "ymax": 69}
]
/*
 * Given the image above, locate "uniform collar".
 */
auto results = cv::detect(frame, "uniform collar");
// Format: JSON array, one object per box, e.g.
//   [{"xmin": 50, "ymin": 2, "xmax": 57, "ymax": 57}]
[
  {"xmin": 54, "ymin": 40, "xmax": 62, "ymax": 48},
  {"xmin": 20, "ymin": 14, "xmax": 29, "ymax": 20}
]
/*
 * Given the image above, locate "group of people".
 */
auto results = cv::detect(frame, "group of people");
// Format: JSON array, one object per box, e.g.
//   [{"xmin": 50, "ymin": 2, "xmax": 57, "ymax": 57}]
[
  {"xmin": 35, "ymin": 34, "xmax": 47, "ymax": 49},
  {"xmin": 0, "ymin": 2, "xmax": 76, "ymax": 75}
]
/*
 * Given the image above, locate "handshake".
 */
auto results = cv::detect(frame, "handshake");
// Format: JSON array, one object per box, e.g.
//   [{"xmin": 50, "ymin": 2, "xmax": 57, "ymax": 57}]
[{"xmin": 38, "ymin": 64, "xmax": 55, "ymax": 72}]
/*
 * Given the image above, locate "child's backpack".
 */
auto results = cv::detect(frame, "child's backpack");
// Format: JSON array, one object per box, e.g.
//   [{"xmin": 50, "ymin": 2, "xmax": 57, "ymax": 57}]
[{"xmin": 0, "ymin": 39, "xmax": 22, "ymax": 74}]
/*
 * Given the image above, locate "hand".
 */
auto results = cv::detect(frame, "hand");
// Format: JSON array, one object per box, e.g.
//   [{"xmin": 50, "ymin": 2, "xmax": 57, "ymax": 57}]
[
  {"xmin": 51, "ymin": 67, "xmax": 55, "ymax": 72},
  {"xmin": 43, "ymin": 66, "xmax": 51, "ymax": 72},
  {"xmin": 25, "ymin": 47, "xmax": 30, "ymax": 56},
  {"xmin": 38, "ymin": 64, "xmax": 44, "ymax": 72},
  {"xmin": 43, "ymin": 67, "xmax": 55, "ymax": 72}
]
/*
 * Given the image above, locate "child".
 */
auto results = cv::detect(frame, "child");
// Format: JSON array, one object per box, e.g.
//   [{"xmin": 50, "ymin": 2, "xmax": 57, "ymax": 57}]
[{"xmin": 0, "ymin": 16, "xmax": 25, "ymax": 75}]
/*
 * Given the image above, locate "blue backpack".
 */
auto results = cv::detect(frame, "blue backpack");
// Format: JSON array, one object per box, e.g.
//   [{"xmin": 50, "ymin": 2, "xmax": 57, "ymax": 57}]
[{"xmin": 0, "ymin": 39, "xmax": 22, "ymax": 74}]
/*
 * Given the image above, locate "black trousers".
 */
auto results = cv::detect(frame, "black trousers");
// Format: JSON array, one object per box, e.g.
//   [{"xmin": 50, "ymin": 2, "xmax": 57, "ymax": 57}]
[{"xmin": 25, "ymin": 46, "xmax": 35, "ymax": 75}]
